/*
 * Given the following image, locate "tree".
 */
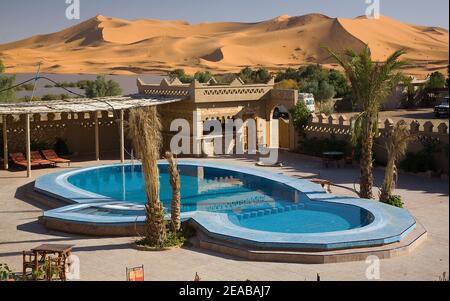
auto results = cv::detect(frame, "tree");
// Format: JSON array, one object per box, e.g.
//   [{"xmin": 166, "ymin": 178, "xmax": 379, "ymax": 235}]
[
  {"xmin": 274, "ymin": 79, "xmax": 299, "ymax": 90},
  {"xmin": 85, "ymin": 75, "xmax": 122, "ymax": 98},
  {"xmin": 275, "ymin": 64, "xmax": 348, "ymax": 102},
  {"xmin": 289, "ymin": 101, "xmax": 311, "ymax": 138},
  {"xmin": 325, "ymin": 45, "xmax": 408, "ymax": 199},
  {"xmin": 328, "ymin": 69, "xmax": 350, "ymax": 97},
  {"xmin": 316, "ymin": 81, "xmax": 335, "ymax": 102},
  {"xmin": 425, "ymin": 71, "xmax": 446, "ymax": 90},
  {"xmin": 0, "ymin": 59, "xmax": 16, "ymax": 103},
  {"xmin": 194, "ymin": 71, "xmax": 213, "ymax": 83},
  {"xmin": 168, "ymin": 69, "xmax": 193, "ymax": 83},
  {"xmin": 127, "ymin": 106, "xmax": 166, "ymax": 247},
  {"xmin": 446, "ymin": 65, "xmax": 449, "ymax": 87},
  {"xmin": 238, "ymin": 67, "xmax": 253, "ymax": 83},
  {"xmin": 165, "ymin": 152, "xmax": 181, "ymax": 233},
  {"xmin": 380, "ymin": 120, "xmax": 413, "ymax": 203},
  {"xmin": 238, "ymin": 67, "xmax": 271, "ymax": 84}
]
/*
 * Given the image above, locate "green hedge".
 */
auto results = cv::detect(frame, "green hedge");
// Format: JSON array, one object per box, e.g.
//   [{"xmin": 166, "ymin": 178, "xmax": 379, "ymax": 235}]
[{"xmin": 300, "ymin": 136, "xmax": 349, "ymax": 157}]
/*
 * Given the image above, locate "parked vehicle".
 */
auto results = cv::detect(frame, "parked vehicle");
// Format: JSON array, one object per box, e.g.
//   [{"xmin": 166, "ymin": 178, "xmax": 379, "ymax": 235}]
[
  {"xmin": 299, "ymin": 93, "xmax": 316, "ymax": 113},
  {"xmin": 434, "ymin": 96, "xmax": 449, "ymax": 117}
]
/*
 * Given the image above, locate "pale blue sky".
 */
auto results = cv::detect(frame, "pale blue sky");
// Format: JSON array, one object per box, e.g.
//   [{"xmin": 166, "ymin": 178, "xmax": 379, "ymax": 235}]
[{"xmin": 0, "ymin": 0, "xmax": 448, "ymax": 43}]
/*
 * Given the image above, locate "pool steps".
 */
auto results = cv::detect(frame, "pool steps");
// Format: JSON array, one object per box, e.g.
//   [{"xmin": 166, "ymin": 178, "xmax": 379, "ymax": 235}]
[{"xmin": 236, "ymin": 203, "xmax": 306, "ymax": 221}]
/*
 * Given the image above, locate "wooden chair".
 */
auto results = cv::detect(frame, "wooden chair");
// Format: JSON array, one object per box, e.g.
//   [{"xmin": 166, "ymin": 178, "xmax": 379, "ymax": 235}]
[
  {"xmin": 41, "ymin": 149, "xmax": 71, "ymax": 166},
  {"xmin": 10, "ymin": 153, "xmax": 40, "ymax": 168},
  {"xmin": 30, "ymin": 151, "xmax": 55, "ymax": 166},
  {"xmin": 22, "ymin": 250, "xmax": 36, "ymax": 280},
  {"xmin": 126, "ymin": 265, "xmax": 144, "ymax": 281},
  {"xmin": 47, "ymin": 255, "xmax": 66, "ymax": 281}
]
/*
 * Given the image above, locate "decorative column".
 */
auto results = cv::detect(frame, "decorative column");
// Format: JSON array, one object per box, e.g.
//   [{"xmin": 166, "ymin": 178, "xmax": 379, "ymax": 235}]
[
  {"xmin": 25, "ymin": 114, "xmax": 31, "ymax": 178},
  {"xmin": 2, "ymin": 115, "xmax": 8, "ymax": 170},
  {"xmin": 119, "ymin": 109, "xmax": 125, "ymax": 163},
  {"xmin": 94, "ymin": 111, "xmax": 100, "ymax": 161}
]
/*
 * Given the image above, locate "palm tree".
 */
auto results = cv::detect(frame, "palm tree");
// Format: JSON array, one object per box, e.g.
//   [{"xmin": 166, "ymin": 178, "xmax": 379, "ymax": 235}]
[
  {"xmin": 127, "ymin": 106, "xmax": 166, "ymax": 247},
  {"xmin": 324, "ymin": 45, "xmax": 408, "ymax": 199},
  {"xmin": 379, "ymin": 120, "xmax": 413, "ymax": 202},
  {"xmin": 165, "ymin": 151, "xmax": 181, "ymax": 233}
]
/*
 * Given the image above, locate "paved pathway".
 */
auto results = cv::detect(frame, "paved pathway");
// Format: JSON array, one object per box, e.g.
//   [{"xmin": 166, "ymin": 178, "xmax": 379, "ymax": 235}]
[{"xmin": 0, "ymin": 152, "xmax": 448, "ymax": 280}]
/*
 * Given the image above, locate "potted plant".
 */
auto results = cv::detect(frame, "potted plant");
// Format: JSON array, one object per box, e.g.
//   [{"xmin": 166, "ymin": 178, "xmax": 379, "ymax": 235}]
[{"xmin": 0, "ymin": 263, "xmax": 15, "ymax": 281}]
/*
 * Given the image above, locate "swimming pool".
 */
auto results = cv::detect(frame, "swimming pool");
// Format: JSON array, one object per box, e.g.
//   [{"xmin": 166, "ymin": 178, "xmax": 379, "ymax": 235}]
[{"xmin": 35, "ymin": 161, "xmax": 416, "ymax": 251}]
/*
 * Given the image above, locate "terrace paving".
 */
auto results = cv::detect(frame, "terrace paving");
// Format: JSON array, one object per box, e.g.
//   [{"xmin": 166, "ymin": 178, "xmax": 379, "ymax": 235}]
[{"xmin": 0, "ymin": 151, "xmax": 448, "ymax": 281}]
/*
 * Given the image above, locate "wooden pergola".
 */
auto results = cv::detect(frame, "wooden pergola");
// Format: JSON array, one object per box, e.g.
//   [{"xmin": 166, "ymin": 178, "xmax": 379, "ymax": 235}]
[{"xmin": 0, "ymin": 95, "xmax": 181, "ymax": 177}]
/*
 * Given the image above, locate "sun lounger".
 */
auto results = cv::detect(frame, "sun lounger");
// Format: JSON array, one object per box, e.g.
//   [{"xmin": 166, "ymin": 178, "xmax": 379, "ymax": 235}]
[
  {"xmin": 30, "ymin": 151, "xmax": 55, "ymax": 166},
  {"xmin": 41, "ymin": 149, "xmax": 71, "ymax": 166},
  {"xmin": 10, "ymin": 153, "xmax": 40, "ymax": 168}
]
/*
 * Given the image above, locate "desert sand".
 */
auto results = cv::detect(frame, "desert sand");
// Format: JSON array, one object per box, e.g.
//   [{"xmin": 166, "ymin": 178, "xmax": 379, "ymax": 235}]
[{"xmin": 0, "ymin": 14, "xmax": 448, "ymax": 78}]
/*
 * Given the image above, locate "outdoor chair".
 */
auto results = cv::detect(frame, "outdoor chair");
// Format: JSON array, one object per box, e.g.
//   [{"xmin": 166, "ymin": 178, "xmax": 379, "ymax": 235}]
[
  {"xmin": 22, "ymin": 250, "xmax": 36, "ymax": 280},
  {"xmin": 30, "ymin": 151, "xmax": 55, "ymax": 166},
  {"xmin": 10, "ymin": 153, "xmax": 40, "ymax": 168},
  {"xmin": 41, "ymin": 149, "xmax": 71, "ymax": 166},
  {"xmin": 126, "ymin": 265, "xmax": 144, "ymax": 281},
  {"xmin": 46, "ymin": 255, "xmax": 66, "ymax": 281}
]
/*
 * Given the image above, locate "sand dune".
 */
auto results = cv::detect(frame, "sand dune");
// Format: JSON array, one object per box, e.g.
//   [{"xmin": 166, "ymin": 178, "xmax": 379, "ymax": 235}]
[{"xmin": 0, "ymin": 14, "xmax": 447, "ymax": 78}]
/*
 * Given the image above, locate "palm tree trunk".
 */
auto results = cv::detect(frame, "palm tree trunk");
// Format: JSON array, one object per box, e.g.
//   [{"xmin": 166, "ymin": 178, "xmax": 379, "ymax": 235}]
[
  {"xmin": 128, "ymin": 107, "xmax": 166, "ymax": 247},
  {"xmin": 359, "ymin": 118, "xmax": 374, "ymax": 199},
  {"xmin": 165, "ymin": 152, "xmax": 181, "ymax": 233},
  {"xmin": 380, "ymin": 158, "xmax": 395, "ymax": 202},
  {"xmin": 142, "ymin": 154, "xmax": 166, "ymax": 246}
]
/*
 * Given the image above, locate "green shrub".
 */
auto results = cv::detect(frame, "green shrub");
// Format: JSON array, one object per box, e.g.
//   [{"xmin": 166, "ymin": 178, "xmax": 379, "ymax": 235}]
[
  {"xmin": 41, "ymin": 94, "xmax": 61, "ymax": 101},
  {"xmin": 383, "ymin": 195, "xmax": 404, "ymax": 208},
  {"xmin": 75, "ymin": 80, "xmax": 89, "ymax": 89},
  {"xmin": 400, "ymin": 151, "xmax": 434, "ymax": 173},
  {"xmin": 300, "ymin": 136, "xmax": 348, "ymax": 157},
  {"xmin": 274, "ymin": 79, "xmax": 299, "ymax": 90},
  {"xmin": 0, "ymin": 59, "xmax": 16, "ymax": 103},
  {"xmin": 136, "ymin": 222, "xmax": 195, "ymax": 249},
  {"xmin": 32, "ymin": 258, "xmax": 61, "ymax": 281},
  {"xmin": 194, "ymin": 71, "xmax": 213, "ymax": 83},
  {"xmin": 16, "ymin": 83, "xmax": 35, "ymax": 91},
  {"xmin": 31, "ymin": 140, "xmax": 51, "ymax": 151},
  {"xmin": 168, "ymin": 69, "xmax": 194, "ymax": 83},
  {"xmin": 0, "ymin": 263, "xmax": 14, "ymax": 281},
  {"xmin": 289, "ymin": 101, "xmax": 311, "ymax": 137},
  {"xmin": 55, "ymin": 81, "xmax": 77, "ymax": 88},
  {"xmin": 238, "ymin": 67, "xmax": 271, "ymax": 84},
  {"xmin": 275, "ymin": 64, "xmax": 349, "ymax": 101},
  {"xmin": 85, "ymin": 76, "xmax": 122, "ymax": 98},
  {"xmin": 425, "ymin": 71, "xmax": 446, "ymax": 90},
  {"xmin": 319, "ymin": 100, "xmax": 335, "ymax": 115},
  {"xmin": 54, "ymin": 138, "xmax": 71, "ymax": 156}
]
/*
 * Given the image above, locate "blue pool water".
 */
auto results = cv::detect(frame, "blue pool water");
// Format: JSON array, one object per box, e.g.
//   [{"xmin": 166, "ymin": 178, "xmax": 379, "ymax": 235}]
[{"xmin": 67, "ymin": 164, "xmax": 373, "ymax": 234}]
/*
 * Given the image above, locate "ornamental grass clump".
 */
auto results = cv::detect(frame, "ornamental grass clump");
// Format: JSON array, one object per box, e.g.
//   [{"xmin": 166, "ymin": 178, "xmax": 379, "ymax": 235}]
[
  {"xmin": 165, "ymin": 152, "xmax": 181, "ymax": 234},
  {"xmin": 128, "ymin": 106, "xmax": 166, "ymax": 248}
]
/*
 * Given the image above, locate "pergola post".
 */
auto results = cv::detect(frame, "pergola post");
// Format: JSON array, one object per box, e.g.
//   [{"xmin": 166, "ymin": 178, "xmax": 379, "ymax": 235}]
[
  {"xmin": 94, "ymin": 111, "xmax": 100, "ymax": 161},
  {"xmin": 25, "ymin": 114, "xmax": 31, "ymax": 178},
  {"xmin": 2, "ymin": 115, "xmax": 8, "ymax": 170},
  {"xmin": 119, "ymin": 109, "xmax": 125, "ymax": 163}
]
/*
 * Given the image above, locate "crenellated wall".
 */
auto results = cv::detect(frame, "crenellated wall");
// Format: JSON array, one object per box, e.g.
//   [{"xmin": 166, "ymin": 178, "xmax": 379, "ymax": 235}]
[
  {"xmin": 137, "ymin": 76, "xmax": 275, "ymax": 104},
  {"xmin": 303, "ymin": 113, "xmax": 449, "ymax": 174}
]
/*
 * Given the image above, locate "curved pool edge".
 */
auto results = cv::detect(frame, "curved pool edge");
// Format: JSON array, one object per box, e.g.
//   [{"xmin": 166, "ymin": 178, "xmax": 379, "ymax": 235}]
[{"xmin": 35, "ymin": 161, "xmax": 417, "ymax": 251}]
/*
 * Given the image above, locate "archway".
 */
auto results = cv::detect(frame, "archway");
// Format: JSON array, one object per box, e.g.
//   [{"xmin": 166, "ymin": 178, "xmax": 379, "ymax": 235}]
[{"xmin": 269, "ymin": 105, "xmax": 290, "ymax": 149}]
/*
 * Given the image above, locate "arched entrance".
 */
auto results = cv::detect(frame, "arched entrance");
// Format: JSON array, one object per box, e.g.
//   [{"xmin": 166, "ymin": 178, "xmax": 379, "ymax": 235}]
[{"xmin": 269, "ymin": 105, "xmax": 290, "ymax": 149}]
